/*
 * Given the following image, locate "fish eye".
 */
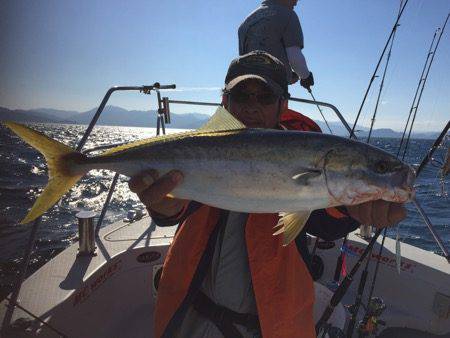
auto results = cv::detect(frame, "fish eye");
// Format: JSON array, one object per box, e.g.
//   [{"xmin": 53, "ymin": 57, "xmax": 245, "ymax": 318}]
[{"xmin": 374, "ymin": 161, "xmax": 389, "ymax": 174}]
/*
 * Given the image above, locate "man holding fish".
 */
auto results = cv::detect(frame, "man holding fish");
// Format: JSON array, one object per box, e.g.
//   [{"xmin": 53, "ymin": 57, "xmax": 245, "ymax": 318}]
[
  {"xmin": 128, "ymin": 52, "xmax": 411, "ymax": 337},
  {"xmin": 5, "ymin": 50, "xmax": 413, "ymax": 337}
]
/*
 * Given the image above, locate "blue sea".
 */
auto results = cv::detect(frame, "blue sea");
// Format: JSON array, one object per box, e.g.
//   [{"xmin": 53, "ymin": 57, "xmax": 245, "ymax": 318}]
[{"xmin": 0, "ymin": 123, "xmax": 449, "ymax": 300}]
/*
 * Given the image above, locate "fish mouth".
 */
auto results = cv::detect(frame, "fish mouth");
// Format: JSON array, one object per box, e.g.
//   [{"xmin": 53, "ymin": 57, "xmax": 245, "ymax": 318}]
[{"xmin": 323, "ymin": 149, "xmax": 417, "ymax": 205}]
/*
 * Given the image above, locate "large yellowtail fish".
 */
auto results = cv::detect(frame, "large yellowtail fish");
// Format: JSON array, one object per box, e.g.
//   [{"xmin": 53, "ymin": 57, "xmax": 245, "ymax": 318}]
[{"xmin": 4, "ymin": 107, "xmax": 415, "ymax": 245}]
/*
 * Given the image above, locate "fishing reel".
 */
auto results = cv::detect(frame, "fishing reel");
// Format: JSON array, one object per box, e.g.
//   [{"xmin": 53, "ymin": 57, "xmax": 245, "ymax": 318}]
[{"xmin": 357, "ymin": 297, "xmax": 386, "ymax": 337}]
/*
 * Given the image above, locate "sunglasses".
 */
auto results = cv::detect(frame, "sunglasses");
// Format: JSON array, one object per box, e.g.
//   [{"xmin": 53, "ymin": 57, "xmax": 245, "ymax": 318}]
[{"xmin": 229, "ymin": 90, "xmax": 280, "ymax": 106}]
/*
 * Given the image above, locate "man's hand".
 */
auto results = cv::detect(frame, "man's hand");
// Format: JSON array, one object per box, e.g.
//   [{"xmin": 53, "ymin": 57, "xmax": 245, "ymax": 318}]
[
  {"xmin": 345, "ymin": 200, "xmax": 407, "ymax": 229},
  {"xmin": 300, "ymin": 72, "xmax": 314, "ymax": 90},
  {"xmin": 128, "ymin": 169, "xmax": 189, "ymax": 218}
]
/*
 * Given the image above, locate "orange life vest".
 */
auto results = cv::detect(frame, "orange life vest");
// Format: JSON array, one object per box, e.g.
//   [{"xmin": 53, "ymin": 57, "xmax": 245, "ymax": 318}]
[{"xmin": 154, "ymin": 109, "xmax": 321, "ymax": 338}]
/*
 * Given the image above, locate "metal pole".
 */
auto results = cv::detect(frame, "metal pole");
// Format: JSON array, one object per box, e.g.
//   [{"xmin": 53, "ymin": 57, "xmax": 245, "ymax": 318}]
[
  {"xmin": 1, "ymin": 218, "xmax": 41, "ymax": 332},
  {"xmin": 288, "ymin": 97, "xmax": 356, "ymax": 138},
  {"xmin": 166, "ymin": 99, "xmax": 220, "ymax": 107},
  {"xmin": 95, "ymin": 173, "xmax": 120, "ymax": 237},
  {"xmin": 76, "ymin": 86, "xmax": 146, "ymax": 151},
  {"xmin": 77, "ymin": 211, "xmax": 97, "ymax": 256}
]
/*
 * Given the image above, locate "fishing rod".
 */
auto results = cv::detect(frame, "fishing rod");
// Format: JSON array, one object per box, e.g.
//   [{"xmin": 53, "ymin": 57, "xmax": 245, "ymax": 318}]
[
  {"xmin": 308, "ymin": 88, "xmax": 333, "ymax": 134},
  {"xmin": 367, "ymin": 22, "xmax": 400, "ymax": 143},
  {"xmin": 330, "ymin": 0, "xmax": 405, "ymax": 310},
  {"xmin": 315, "ymin": 229, "xmax": 383, "ymax": 334},
  {"xmin": 344, "ymin": 3, "xmax": 405, "ymax": 335},
  {"xmin": 351, "ymin": 0, "xmax": 409, "ymax": 137},
  {"xmin": 345, "ymin": 248, "xmax": 374, "ymax": 336},
  {"xmin": 358, "ymin": 14, "xmax": 450, "ymax": 332},
  {"xmin": 397, "ymin": 28, "xmax": 440, "ymax": 158},
  {"xmin": 360, "ymin": 120, "xmax": 450, "ymax": 330},
  {"xmin": 401, "ymin": 12, "xmax": 450, "ymax": 161},
  {"xmin": 332, "ymin": 0, "xmax": 406, "ymax": 286},
  {"xmin": 360, "ymin": 124, "xmax": 450, "ymax": 332},
  {"xmin": 416, "ymin": 120, "xmax": 450, "ymax": 177}
]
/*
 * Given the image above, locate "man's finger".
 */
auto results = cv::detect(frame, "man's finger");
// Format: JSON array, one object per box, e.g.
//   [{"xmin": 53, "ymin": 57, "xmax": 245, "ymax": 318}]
[
  {"xmin": 139, "ymin": 170, "xmax": 183, "ymax": 205},
  {"xmin": 128, "ymin": 169, "xmax": 159, "ymax": 194}
]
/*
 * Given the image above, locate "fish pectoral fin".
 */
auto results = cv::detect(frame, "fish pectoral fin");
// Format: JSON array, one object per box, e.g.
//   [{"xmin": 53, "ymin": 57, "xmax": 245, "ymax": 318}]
[
  {"xmin": 273, "ymin": 210, "xmax": 312, "ymax": 246},
  {"xmin": 292, "ymin": 170, "xmax": 321, "ymax": 185},
  {"xmin": 197, "ymin": 106, "xmax": 246, "ymax": 132}
]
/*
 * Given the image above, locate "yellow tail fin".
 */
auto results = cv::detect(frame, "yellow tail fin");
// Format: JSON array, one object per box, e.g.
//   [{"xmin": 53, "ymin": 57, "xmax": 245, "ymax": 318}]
[{"xmin": 4, "ymin": 122, "xmax": 86, "ymax": 224}]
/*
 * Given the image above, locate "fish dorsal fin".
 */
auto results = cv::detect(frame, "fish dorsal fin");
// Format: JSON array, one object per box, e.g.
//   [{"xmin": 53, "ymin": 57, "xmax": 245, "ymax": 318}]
[
  {"xmin": 273, "ymin": 210, "xmax": 312, "ymax": 246},
  {"xmin": 99, "ymin": 106, "xmax": 243, "ymax": 158},
  {"xmin": 198, "ymin": 106, "xmax": 246, "ymax": 132}
]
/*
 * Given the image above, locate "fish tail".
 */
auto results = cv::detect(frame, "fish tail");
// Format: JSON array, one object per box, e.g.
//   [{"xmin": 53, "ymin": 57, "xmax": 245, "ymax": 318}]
[{"xmin": 4, "ymin": 121, "xmax": 87, "ymax": 224}]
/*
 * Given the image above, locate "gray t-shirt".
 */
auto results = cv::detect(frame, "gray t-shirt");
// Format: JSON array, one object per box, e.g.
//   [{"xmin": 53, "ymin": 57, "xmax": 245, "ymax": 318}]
[
  {"xmin": 238, "ymin": 0, "xmax": 304, "ymax": 83},
  {"xmin": 175, "ymin": 212, "xmax": 261, "ymax": 338}
]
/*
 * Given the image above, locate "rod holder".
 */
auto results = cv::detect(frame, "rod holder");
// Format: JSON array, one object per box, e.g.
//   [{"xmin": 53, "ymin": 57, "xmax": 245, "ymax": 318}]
[{"xmin": 76, "ymin": 211, "xmax": 97, "ymax": 256}]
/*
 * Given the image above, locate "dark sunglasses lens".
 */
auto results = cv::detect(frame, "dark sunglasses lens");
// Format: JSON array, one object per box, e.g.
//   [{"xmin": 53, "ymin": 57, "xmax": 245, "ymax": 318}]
[
  {"xmin": 230, "ymin": 91, "xmax": 249, "ymax": 103},
  {"xmin": 257, "ymin": 93, "xmax": 278, "ymax": 105},
  {"xmin": 230, "ymin": 91, "xmax": 279, "ymax": 105}
]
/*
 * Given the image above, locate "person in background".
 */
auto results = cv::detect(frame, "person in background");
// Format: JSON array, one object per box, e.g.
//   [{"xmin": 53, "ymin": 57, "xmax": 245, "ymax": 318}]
[
  {"xmin": 129, "ymin": 51, "xmax": 406, "ymax": 338},
  {"xmin": 238, "ymin": 0, "xmax": 314, "ymax": 91}
]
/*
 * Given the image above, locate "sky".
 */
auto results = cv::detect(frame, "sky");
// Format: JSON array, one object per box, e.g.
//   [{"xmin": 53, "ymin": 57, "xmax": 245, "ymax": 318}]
[{"xmin": 1, "ymin": 0, "xmax": 449, "ymax": 132}]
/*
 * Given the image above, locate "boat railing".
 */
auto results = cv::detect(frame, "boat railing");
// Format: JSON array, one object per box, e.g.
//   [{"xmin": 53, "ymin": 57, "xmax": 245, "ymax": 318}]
[{"xmin": 162, "ymin": 97, "xmax": 356, "ymax": 138}]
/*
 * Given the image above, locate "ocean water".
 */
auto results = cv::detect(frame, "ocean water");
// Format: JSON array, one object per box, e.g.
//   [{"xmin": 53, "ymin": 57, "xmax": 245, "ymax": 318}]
[{"xmin": 0, "ymin": 123, "xmax": 448, "ymax": 300}]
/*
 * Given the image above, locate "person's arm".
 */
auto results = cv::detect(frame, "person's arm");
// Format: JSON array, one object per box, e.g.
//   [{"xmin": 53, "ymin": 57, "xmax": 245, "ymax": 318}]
[
  {"xmin": 286, "ymin": 46, "xmax": 310, "ymax": 80},
  {"xmin": 282, "ymin": 10, "xmax": 313, "ymax": 87},
  {"xmin": 305, "ymin": 207, "xmax": 359, "ymax": 241}
]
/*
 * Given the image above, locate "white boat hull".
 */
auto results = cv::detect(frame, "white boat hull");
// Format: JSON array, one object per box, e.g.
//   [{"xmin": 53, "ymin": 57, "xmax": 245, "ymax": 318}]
[{"xmin": 1, "ymin": 217, "xmax": 449, "ymax": 337}]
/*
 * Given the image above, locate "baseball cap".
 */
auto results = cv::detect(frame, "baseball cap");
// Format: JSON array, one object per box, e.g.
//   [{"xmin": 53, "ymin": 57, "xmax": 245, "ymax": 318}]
[{"xmin": 224, "ymin": 51, "xmax": 289, "ymax": 98}]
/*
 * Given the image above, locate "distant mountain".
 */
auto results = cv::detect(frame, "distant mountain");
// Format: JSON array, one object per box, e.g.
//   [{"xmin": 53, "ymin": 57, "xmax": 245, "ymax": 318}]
[
  {"xmin": 0, "ymin": 105, "xmax": 441, "ymax": 139},
  {"xmin": 28, "ymin": 108, "xmax": 79, "ymax": 121},
  {"xmin": 315, "ymin": 121, "xmax": 440, "ymax": 139},
  {"xmin": 67, "ymin": 105, "xmax": 209, "ymax": 129},
  {"xmin": 0, "ymin": 107, "xmax": 66, "ymax": 123},
  {"xmin": 0, "ymin": 106, "xmax": 210, "ymax": 129}
]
